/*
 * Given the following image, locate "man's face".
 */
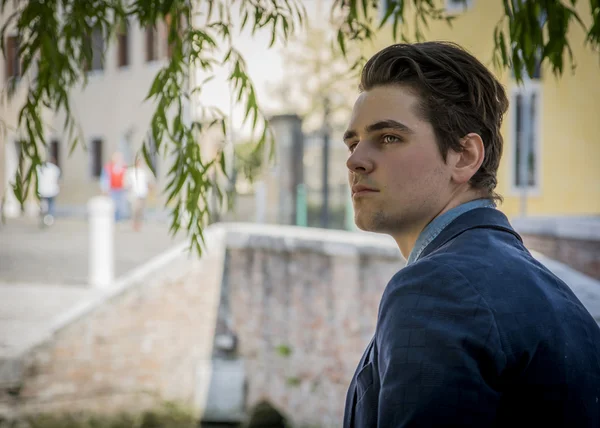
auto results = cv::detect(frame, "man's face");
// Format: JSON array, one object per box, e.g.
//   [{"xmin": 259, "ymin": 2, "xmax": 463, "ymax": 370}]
[{"xmin": 344, "ymin": 85, "xmax": 453, "ymax": 234}]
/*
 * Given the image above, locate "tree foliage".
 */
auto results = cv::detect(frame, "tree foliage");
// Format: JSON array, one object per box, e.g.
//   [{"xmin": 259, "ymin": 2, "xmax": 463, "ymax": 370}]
[{"xmin": 1, "ymin": 0, "xmax": 599, "ymax": 254}]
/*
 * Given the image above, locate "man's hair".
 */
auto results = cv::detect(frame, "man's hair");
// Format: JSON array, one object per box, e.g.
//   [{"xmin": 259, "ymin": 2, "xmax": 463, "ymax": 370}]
[{"xmin": 360, "ymin": 41, "xmax": 508, "ymax": 202}]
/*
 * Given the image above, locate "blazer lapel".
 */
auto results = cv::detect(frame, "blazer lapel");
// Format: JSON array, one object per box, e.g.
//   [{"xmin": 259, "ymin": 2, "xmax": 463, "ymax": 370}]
[{"xmin": 344, "ymin": 336, "xmax": 375, "ymax": 428}]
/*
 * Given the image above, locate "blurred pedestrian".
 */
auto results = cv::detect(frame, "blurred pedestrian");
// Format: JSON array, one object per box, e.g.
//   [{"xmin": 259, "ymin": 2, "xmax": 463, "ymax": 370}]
[
  {"xmin": 36, "ymin": 156, "xmax": 61, "ymax": 226},
  {"xmin": 126, "ymin": 157, "xmax": 153, "ymax": 231},
  {"xmin": 101, "ymin": 151, "xmax": 127, "ymax": 221}
]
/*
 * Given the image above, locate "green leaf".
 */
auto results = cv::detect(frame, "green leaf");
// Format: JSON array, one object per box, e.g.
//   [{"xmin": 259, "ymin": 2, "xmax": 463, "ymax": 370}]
[
  {"xmin": 350, "ymin": 0, "xmax": 358, "ymax": 19},
  {"xmin": 337, "ymin": 29, "xmax": 347, "ymax": 56},
  {"xmin": 499, "ymin": 31, "xmax": 508, "ymax": 66},
  {"xmin": 219, "ymin": 150, "xmax": 227, "ymax": 179},
  {"xmin": 146, "ymin": 70, "xmax": 165, "ymax": 100}
]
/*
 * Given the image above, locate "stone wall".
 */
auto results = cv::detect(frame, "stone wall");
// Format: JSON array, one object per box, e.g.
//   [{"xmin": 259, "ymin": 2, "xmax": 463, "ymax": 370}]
[
  {"xmin": 521, "ymin": 234, "xmax": 600, "ymax": 280},
  {"xmin": 512, "ymin": 216, "xmax": 600, "ymax": 280},
  {"xmin": 0, "ymin": 228, "xmax": 226, "ymax": 419},
  {"xmin": 3, "ymin": 221, "xmax": 600, "ymax": 427},
  {"xmin": 221, "ymin": 226, "xmax": 403, "ymax": 427},
  {"xmin": 1, "ymin": 224, "xmax": 403, "ymax": 427}
]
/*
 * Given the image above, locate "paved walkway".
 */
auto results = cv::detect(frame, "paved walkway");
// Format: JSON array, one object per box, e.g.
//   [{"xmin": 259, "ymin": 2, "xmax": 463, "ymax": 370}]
[
  {"xmin": 0, "ymin": 216, "xmax": 185, "ymax": 285},
  {"xmin": 0, "ymin": 214, "xmax": 189, "ymax": 360}
]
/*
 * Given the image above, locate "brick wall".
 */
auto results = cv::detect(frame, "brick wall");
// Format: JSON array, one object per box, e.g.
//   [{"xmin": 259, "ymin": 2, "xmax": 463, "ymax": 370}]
[
  {"xmin": 2, "ymin": 225, "xmax": 403, "ymax": 427},
  {"xmin": 521, "ymin": 234, "xmax": 600, "ymax": 280},
  {"xmin": 222, "ymin": 229, "xmax": 403, "ymax": 427},
  {"xmin": 2, "ymin": 234, "xmax": 224, "ymax": 418},
  {"xmin": 7, "ymin": 220, "xmax": 598, "ymax": 426}
]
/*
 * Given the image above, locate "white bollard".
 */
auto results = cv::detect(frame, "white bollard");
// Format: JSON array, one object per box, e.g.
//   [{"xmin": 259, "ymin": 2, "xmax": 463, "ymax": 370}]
[{"xmin": 88, "ymin": 196, "xmax": 115, "ymax": 287}]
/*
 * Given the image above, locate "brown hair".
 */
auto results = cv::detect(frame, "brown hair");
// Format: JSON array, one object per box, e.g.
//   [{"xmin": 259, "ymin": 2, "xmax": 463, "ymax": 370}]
[{"xmin": 360, "ymin": 41, "xmax": 508, "ymax": 202}]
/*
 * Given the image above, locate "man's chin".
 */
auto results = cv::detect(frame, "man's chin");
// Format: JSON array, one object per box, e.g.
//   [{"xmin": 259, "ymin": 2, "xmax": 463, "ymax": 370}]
[
  {"xmin": 355, "ymin": 210, "xmax": 395, "ymax": 235},
  {"xmin": 355, "ymin": 216, "xmax": 382, "ymax": 233}
]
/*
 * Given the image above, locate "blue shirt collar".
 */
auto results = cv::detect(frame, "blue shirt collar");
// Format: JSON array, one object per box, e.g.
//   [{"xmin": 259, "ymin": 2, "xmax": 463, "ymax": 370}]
[{"xmin": 406, "ymin": 198, "xmax": 496, "ymax": 265}]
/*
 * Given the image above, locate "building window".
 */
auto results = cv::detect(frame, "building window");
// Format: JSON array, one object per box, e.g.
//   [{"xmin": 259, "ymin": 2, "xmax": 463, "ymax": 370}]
[
  {"xmin": 446, "ymin": 0, "xmax": 474, "ymax": 13},
  {"xmin": 165, "ymin": 15, "xmax": 173, "ymax": 59},
  {"xmin": 91, "ymin": 27, "xmax": 104, "ymax": 71},
  {"xmin": 165, "ymin": 14, "xmax": 182, "ymax": 59},
  {"xmin": 117, "ymin": 21, "xmax": 129, "ymax": 68},
  {"xmin": 145, "ymin": 25, "xmax": 158, "ymax": 62},
  {"xmin": 90, "ymin": 138, "xmax": 103, "ymax": 178},
  {"xmin": 84, "ymin": 27, "xmax": 104, "ymax": 72},
  {"xmin": 511, "ymin": 82, "xmax": 541, "ymax": 191},
  {"xmin": 49, "ymin": 140, "xmax": 60, "ymax": 169},
  {"xmin": 515, "ymin": 54, "xmax": 542, "ymax": 80},
  {"xmin": 5, "ymin": 35, "xmax": 21, "ymax": 81}
]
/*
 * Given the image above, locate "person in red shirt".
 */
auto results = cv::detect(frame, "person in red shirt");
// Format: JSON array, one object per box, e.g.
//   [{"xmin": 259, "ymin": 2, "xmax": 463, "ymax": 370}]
[{"xmin": 101, "ymin": 151, "xmax": 128, "ymax": 221}]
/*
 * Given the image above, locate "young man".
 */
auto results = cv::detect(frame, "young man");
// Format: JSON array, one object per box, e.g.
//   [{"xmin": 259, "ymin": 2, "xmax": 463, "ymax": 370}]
[{"xmin": 342, "ymin": 42, "xmax": 600, "ymax": 427}]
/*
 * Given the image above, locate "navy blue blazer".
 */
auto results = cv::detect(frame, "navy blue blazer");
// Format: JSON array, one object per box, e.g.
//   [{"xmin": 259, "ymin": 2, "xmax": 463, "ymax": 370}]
[{"xmin": 343, "ymin": 208, "xmax": 600, "ymax": 427}]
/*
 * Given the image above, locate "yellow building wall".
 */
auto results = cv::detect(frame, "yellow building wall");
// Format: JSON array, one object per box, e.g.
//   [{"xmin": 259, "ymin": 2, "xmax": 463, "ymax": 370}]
[{"xmin": 369, "ymin": 1, "xmax": 600, "ymax": 218}]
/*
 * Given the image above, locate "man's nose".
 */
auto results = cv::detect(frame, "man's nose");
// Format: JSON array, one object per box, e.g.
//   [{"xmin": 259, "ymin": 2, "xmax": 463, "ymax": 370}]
[{"xmin": 346, "ymin": 142, "xmax": 374, "ymax": 174}]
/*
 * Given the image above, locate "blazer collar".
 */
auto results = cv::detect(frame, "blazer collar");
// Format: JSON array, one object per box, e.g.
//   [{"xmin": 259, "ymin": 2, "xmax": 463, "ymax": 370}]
[{"xmin": 417, "ymin": 207, "xmax": 523, "ymax": 262}]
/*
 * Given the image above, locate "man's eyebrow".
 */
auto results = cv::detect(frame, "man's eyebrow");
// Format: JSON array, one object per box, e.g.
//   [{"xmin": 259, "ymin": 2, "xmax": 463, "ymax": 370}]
[
  {"xmin": 343, "ymin": 120, "xmax": 414, "ymax": 142},
  {"xmin": 366, "ymin": 120, "xmax": 414, "ymax": 135},
  {"xmin": 343, "ymin": 129, "xmax": 357, "ymax": 142}
]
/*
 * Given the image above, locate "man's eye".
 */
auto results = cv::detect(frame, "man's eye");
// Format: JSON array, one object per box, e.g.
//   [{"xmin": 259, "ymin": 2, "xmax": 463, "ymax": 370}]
[
  {"xmin": 348, "ymin": 143, "xmax": 358, "ymax": 153},
  {"xmin": 382, "ymin": 135, "xmax": 401, "ymax": 144}
]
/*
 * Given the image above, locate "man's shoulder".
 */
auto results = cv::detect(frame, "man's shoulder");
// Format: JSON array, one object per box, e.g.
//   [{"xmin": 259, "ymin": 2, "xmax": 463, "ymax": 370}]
[
  {"xmin": 377, "ymin": 258, "xmax": 500, "ymax": 352},
  {"xmin": 383, "ymin": 258, "xmax": 481, "ymax": 307},
  {"xmin": 405, "ymin": 228, "xmax": 587, "ymax": 329},
  {"xmin": 418, "ymin": 225, "xmax": 529, "ymax": 281}
]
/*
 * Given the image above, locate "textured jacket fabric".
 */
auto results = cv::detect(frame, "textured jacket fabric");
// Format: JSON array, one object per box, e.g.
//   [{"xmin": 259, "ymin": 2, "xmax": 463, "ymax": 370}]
[{"xmin": 343, "ymin": 208, "xmax": 600, "ymax": 427}]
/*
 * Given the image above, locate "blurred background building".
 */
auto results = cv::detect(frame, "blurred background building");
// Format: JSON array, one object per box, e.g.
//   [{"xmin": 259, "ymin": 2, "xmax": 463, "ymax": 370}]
[{"xmin": 1, "ymin": 2, "xmax": 182, "ymax": 218}]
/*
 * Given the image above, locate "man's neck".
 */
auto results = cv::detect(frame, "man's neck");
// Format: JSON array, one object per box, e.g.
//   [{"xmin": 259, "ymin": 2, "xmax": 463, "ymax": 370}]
[{"xmin": 393, "ymin": 190, "xmax": 489, "ymax": 260}]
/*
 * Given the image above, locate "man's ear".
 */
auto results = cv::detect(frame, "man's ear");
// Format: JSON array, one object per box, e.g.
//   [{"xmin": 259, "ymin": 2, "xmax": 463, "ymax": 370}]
[{"xmin": 447, "ymin": 133, "xmax": 485, "ymax": 184}]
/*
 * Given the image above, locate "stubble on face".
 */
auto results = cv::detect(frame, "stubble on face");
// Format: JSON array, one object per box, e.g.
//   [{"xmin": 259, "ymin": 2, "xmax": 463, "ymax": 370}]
[
  {"xmin": 354, "ymin": 163, "xmax": 447, "ymax": 234},
  {"xmin": 346, "ymin": 85, "xmax": 451, "ymax": 237}
]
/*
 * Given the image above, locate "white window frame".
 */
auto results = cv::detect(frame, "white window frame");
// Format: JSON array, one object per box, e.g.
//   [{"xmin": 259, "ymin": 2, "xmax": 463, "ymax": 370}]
[
  {"xmin": 446, "ymin": 0, "xmax": 474, "ymax": 14},
  {"xmin": 508, "ymin": 80, "xmax": 542, "ymax": 196}
]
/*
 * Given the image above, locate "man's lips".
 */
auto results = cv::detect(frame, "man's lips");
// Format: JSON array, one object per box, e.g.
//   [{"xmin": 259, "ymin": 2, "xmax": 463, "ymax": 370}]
[{"xmin": 352, "ymin": 184, "xmax": 379, "ymax": 196}]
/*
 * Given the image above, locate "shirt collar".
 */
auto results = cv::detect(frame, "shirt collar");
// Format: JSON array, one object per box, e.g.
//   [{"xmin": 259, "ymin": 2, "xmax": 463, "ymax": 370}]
[{"xmin": 406, "ymin": 198, "xmax": 496, "ymax": 265}]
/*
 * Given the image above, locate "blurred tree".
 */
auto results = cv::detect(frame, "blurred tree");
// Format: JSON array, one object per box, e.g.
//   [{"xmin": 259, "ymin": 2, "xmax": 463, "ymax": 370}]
[
  {"xmin": 270, "ymin": 22, "xmax": 360, "ymax": 135},
  {"xmin": 233, "ymin": 138, "xmax": 265, "ymax": 184},
  {"xmin": 269, "ymin": 18, "xmax": 362, "ymax": 228},
  {"xmin": 1, "ymin": 0, "xmax": 599, "ymax": 253}
]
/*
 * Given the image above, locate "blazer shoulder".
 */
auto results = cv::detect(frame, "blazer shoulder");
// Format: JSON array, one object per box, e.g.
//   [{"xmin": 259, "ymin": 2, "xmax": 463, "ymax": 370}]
[
  {"xmin": 379, "ymin": 258, "xmax": 500, "ymax": 327},
  {"xmin": 376, "ymin": 258, "xmax": 508, "ymax": 381},
  {"xmin": 384, "ymin": 258, "xmax": 476, "ymax": 303}
]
